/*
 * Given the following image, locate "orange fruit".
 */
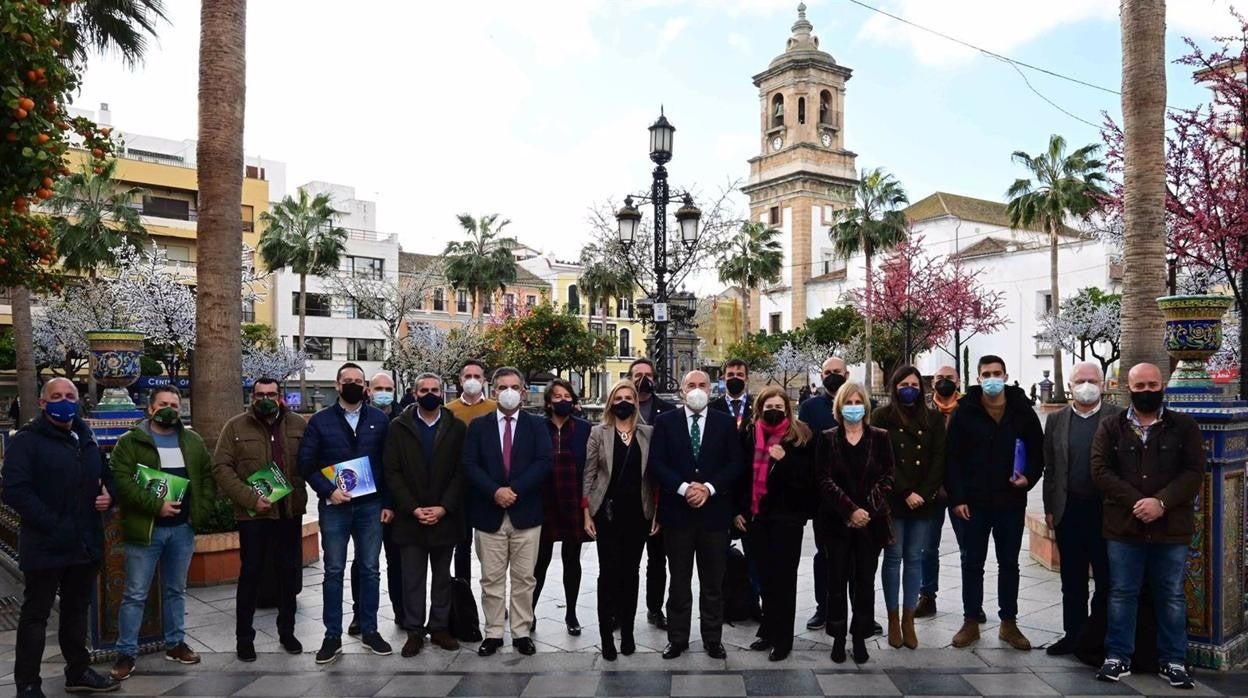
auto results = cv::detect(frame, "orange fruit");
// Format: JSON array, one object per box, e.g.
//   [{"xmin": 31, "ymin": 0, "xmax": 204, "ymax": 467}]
[
  {"xmin": 35, "ymin": 133, "xmax": 49, "ymax": 144},
  {"xmin": 13, "ymin": 108, "xmax": 27, "ymax": 120}
]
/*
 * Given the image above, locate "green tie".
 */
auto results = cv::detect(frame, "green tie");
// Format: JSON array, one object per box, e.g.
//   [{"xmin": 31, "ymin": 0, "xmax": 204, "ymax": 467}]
[{"xmin": 690, "ymin": 413, "xmax": 702, "ymax": 460}]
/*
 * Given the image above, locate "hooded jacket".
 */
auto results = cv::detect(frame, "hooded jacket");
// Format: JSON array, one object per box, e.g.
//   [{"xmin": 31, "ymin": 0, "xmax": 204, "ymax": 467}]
[
  {"xmin": 110, "ymin": 419, "xmax": 216, "ymax": 545},
  {"xmin": 945, "ymin": 385, "xmax": 1044, "ymax": 509}
]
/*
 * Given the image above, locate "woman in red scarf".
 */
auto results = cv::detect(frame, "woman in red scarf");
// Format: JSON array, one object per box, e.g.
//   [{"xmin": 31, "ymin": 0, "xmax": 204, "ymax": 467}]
[{"xmin": 733, "ymin": 386, "xmax": 813, "ymax": 661}]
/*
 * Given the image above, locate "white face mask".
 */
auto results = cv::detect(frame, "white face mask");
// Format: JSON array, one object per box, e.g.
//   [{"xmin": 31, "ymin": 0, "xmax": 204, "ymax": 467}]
[
  {"xmin": 684, "ymin": 388, "xmax": 709, "ymax": 412},
  {"xmin": 461, "ymin": 378, "xmax": 483, "ymax": 397},
  {"xmin": 1072, "ymin": 382, "xmax": 1102, "ymax": 405},
  {"xmin": 497, "ymin": 388, "xmax": 522, "ymax": 411}
]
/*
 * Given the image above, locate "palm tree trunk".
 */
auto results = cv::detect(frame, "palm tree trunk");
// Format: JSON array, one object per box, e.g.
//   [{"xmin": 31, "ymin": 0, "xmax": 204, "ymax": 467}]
[
  {"xmin": 863, "ymin": 250, "xmax": 874, "ymax": 397},
  {"xmin": 741, "ymin": 288, "xmax": 750, "ymax": 340},
  {"xmin": 298, "ymin": 272, "xmax": 308, "ymax": 405},
  {"xmin": 1049, "ymin": 223, "xmax": 1066, "ymax": 402},
  {"xmin": 473, "ymin": 289, "xmax": 481, "ymax": 327},
  {"xmin": 194, "ymin": 0, "xmax": 246, "ymax": 445},
  {"xmin": 1119, "ymin": 0, "xmax": 1170, "ymax": 386},
  {"xmin": 10, "ymin": 286, "xmax": 38, "ymax": 424}
]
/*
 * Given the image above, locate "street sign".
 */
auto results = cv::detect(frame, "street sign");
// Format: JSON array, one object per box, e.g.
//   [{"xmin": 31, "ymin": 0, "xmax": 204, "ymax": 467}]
[
  {"xmin": 134, "ymin": 376, "xmax": 191, "ymax": 390},
  {"xmin": 653, "ymin": 302, "xmax": 668, "ymax": 322},
  {"xmin": 285, "ymin": 392, "xmax": 301, "ymax": 407}
]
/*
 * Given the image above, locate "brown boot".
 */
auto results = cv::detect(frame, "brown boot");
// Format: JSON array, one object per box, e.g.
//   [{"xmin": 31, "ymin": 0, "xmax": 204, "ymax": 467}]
[
  {"xmin": 914, "ymin": 594, "xmax": 936, "ymax": 618},
  {"xmin": 886, "ymin": 609, "xmax": 902, "ymax": 648},
  {"xmin": 998, "ymin": 620, "xmax": 1032, "ymax": 650},
  {"xmin": 901, "ymin": 608, "xmax": 918, "ymax": 649},
  {"xmin": 429, "ymin": 630, "xmax": 460, "ymax": 651},
  {"xmin": 951, "ymin": 619, "xmax": 980, "ymax": 648}
]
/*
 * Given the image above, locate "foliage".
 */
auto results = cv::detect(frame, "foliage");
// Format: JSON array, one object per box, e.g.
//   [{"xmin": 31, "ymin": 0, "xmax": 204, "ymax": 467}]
[
  {"xmin": 483, "ymin": 303, "xmax": 612, "ymax": 380},
  {"xmin": 443, "ymin": 213, "xmax": 517, "ymax": 321},
  {"xmin": 45, "ymin": 157, "xmax": 148, "ymax": 277},
  {"xmin": 198, "ymin": 496, "xmax": 237, "ymax": 535},
  {"xmin": 724, "ymin": 333, "xmax": 775, "ymax": 375},
  {"xmin": 392, "ymin": 323, "xmax": 490, "ymax": 387},
  {"xmin": 1006, "ymin": 135, "xmax": 1108, "ymax": 237},
  {"xmin": 63, "ymin": 0, "xmax": 167, "ymax": 69},
  {"xmin": 242, "ymin": 322, "xmax": 278, "ymax": 351},
  {"xmin": 716, "ymin": 221, "xmax": 784, "ymax": 337},
  {"xmin": 577, "ymin": 242, "xmax": 634, "ymax": 316},
  {"xmin": 1038, "ymin": 287, "xmax": 1122, "ymax": 375},
  {"xmin": 256, "ymin": 189, "xmax": 347, "ymax": 279},
  {"xmin": 31, "ymin": 279, "xmax": 125, "ymax": 378},
  {"xmin": 0, "ymin": 327, "xmax": 14, "ymax": 370},
  {"xmin": 241, "ymin": 342, "xmax": 309, "ymax": 382},
  {"xmin": 1209, "ymin": 307, "xmax": 1240, "ymax": 376},
  {"xmin": 799, "ymin": 306, "xmax": 866, "ymax": 363}
]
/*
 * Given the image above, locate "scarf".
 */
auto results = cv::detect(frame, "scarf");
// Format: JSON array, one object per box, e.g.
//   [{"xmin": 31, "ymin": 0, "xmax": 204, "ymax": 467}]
[
  {"xmin": 751, "ymin": 418, "xmax": 789, "ymax": 516},
  {"xmin": 933, "ymin": 392, "xmax": 960, "ymax": 425}
]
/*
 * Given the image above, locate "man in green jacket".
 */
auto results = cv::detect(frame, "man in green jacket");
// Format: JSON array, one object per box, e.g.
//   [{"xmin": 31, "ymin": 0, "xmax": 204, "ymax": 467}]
[{"xmin": 107, "ymin": 386, "xmax": 215, "ymax": 681}]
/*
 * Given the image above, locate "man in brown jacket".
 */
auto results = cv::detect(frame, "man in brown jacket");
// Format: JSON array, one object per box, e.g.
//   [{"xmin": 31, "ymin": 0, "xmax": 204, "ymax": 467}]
[
  {"xmin": 212, "ymin": 377, "xmax": 308, "ymax": 663},
  {"xmin": 1091, "ymin": 363, "xmax": 1203, "ymax": 689}
]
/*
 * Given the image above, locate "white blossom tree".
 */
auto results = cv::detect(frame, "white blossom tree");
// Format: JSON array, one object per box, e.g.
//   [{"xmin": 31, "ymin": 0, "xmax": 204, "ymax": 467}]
[
  {"xmin": 1038, "ymin": 287, "xmax": 1122, "ymax": 377},
  {"xmin": 1209, "ymin": 307, "xmax": 1240, "ymax": 377},
  {"xmin": 766, "ymin": 340, "xmax": 808, "ymax": 393},
  {"xmin": 33, "ymin": 280, "xmax": 129, "ymax": 381},
  {"xmin": 392, "ymin": 322, "xmax": 488, "ymax": 386},
  {"xmin": 242, "ymin": 344, "xmax": 311, "ymax": 383}
]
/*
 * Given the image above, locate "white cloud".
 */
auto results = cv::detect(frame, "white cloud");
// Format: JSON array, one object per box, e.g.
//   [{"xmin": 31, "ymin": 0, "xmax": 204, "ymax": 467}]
[
  {"xmin": 727, "ymin": 32, "xmax": 752, "ymax": 53},
  {"xmin": 658, "ymin": 16, "xmax": 692, "ymax": 54}
]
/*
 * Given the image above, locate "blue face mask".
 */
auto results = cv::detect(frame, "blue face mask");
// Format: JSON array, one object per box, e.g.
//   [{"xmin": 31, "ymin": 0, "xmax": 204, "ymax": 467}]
[
  {"xmin": 898, "ymin": 386, "xmax": 921, "ymax": 405},
  {"xmin": 371, "ymin": 391, "xmax": 395, "ymax": 407},
  {"xmin": 44, "ymin": 399, "xmax": 79, "ymax": 423},
  {"xmin": 841, "ymin": 404, "xmax": 866, "ymax": 424},
  {"xmin": 981, "ymin": 377, "xmax": 1006, "ymax": 397}
]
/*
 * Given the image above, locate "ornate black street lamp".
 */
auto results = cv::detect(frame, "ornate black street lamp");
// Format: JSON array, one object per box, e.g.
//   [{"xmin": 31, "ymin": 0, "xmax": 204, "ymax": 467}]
[{"xmin": 615, "ymin": 108, "xmax": 702, "ymax": 392}]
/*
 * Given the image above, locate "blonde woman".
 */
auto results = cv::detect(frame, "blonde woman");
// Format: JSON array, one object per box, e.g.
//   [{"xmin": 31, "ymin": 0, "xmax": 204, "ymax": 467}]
[
  {"xmin": 582, "ymin": 380, "xmax": 658, "ymax": 661},
  {"xmin": 815, "ymin": 381, "xmax": 895, "ymax": 664}
]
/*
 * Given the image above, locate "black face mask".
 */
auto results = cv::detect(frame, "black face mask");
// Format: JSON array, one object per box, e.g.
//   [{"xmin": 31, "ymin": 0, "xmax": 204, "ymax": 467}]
[
  {"xmin": 611, "ymin": 401, "xmax": 636, "ymax": 420},
  {"xmin": 340, "ymin": 383, "xmax": 365, "ymax": 405},
  {"xmin": 551, "ymin": 400, "xmax": 575, "ymax": 417},
  {"xmin": 823, "ymin": 373, "xmax": 846, "ymax": 395},
  {"xmin": 761, "ymin": 409, "xmax": 785, "ymax": 426},
  {"xmin": 726, "ymin": 377, "xmax": 746, "ymax": 396},
  {"xmin": 934, "ymin": 379, "xmax": 957, "ymax": 398},
  {"xmin": 417, "ymin": 393, "xmax": 442, "ymax": 412},
  {"xmin": 1130, "ymin": 389, "xmax": 1165, "ymax": 414},
  {"xmin": 253, "ymin": 398, "xmax": 279, "ymax": 418},
  {"xmin": 636, "ymin": 377, "xmax": 654, "ymax": 395}
]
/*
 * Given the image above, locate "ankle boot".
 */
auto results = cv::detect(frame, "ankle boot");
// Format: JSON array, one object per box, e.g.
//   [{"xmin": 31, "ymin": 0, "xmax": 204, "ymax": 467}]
[
  {"xmin": 998, "ymin": 620, "xmax": 1032, "ymax": 650},
  {"xmin": 851, "ymin": 636, "xmax": 870, "ymax": 663},
  {"xmin": 830, "ymin": 637, "xmax": 847, "ymax": 664},
  {"xmin": 600, "ymin": 634, "xmax": 618, "ymax": 661},
  {"xmin": 886, "ymin": 609, "xmax": 902, "ymax": 648},
  {"xmin": 901, "ymin": 608, "xmax": 918, "ymax": 649},
  {"xmin": 619, "ymin": 629, "xmax": 636, "ymax": 656}
]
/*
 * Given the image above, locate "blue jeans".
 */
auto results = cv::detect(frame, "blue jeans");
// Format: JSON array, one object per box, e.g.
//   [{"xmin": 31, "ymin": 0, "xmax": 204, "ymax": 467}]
[
  {"xmin": 117, "ymin": 524, "xmax": 195, "ymax": 658},
  {"xmin": 883, "ymin": 517, "xmax": 939, "ymax": 611},
  {"xmin": 919, "ymin": 508, "xmax": 967, "ymax": 597},
  {"xmin": 1105, "ymin": 540, "xmax": 1189, "ymax": 666},
  {"xmin": 960, "ymin": 505, "xmax": 1025, "ymax": 621},
  {"xmin": 319, "ymin": 497, "xmax": 382, "ymax": 638}
]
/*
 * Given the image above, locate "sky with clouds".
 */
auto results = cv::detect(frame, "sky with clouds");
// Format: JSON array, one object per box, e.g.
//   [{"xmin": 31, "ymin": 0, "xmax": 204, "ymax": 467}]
[{"xmin": 75, "ymin": 0, "xmax": 1237, "ymax": 270}]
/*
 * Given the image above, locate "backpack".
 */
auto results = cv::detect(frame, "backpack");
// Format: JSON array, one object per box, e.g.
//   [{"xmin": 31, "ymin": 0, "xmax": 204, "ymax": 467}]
[
  {"xmin": 723, "ymin": 544, "xmax": 754, "ymax": 623},
  {"xmin": 1073, "ymin": 579, "xmax": 1160, "ymax": 673},
  {"xmin": 448, "ymin": 577, "xmax": 483, "ymax": 643}
]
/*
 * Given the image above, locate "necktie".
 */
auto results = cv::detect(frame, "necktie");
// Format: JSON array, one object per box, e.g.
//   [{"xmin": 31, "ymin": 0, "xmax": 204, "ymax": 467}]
[
  {"xmin": 503, "ymin": 416, "xmax": 514, "ymax": 479},
  {"xmin": 731, "ymin": 399, "xmax": 741, "ymax": 417},
  {"xmin": 690, "ymin": 413, "xmax": 702, "ymax": 461}
]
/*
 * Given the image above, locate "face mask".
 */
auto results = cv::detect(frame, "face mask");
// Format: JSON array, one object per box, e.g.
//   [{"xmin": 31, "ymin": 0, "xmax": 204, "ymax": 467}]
[
  {"xmin": 636, "ymin": 377, "xmax": 655, "ymax": 394},
  {"xmin": 726, "ymin": 377, "xmax": 746, "ymax": 395},
  {"xmin": 417, "ymin": 393, "xmax": 442, "ymax": 411},
  {"xmin": 841, "ymin": 404, "xmax": 866, "ymax": 424},
  {"xmin": 1072, "ymin": 382, "xmax": 1102, "ymax": 405},
  {"xmin": 1131, "ymin": 389, "xmax": 1165, "ymax": 413},
  {"xmin": 371, "ymin": 391, "xmax": 395, "ymax": 407},
  {"xmin": 551, "ymin": 400, "xmax": 574, "ymax": 417},
  {"xmin": 611, "ymin": 401, "xmax": 636, "ymax": 420},
  {"xmin": 761, "ymin": 409, "xmax": 786, "ymax": 426},
  {"xmin": 152, "ymin": 406, "xmax": 181, "ymax": 427},
  {"xmin": 461, "ymin": 378, "xmax": 483, "ymax": 397},
  {"xmin": 823, "ymin": 373, "xmax": 846, "ymax": 395},
  {"xmin": 934, "ymin": 379, "xmax": 957, "ymax": 398},
  {"xmin": 44, "ymin": 399, "xmax": 78, "ymax": 423},
  {"xmin": 684, "ymin": 388, "xmax": 709, "ymax": 412},
  {"xmin": 981, "ymin": 377, "xmax": 1005, "ymax": 397},
  {"xmin": 253, "ymin": 398, "xmax": 279, "ymax": 418},
  {"xmin": 898, "ymin": 386, "xmax": 921, "ymax": 405},
  {"xmin": 340, "ymin": 382, "xmax": 365, "ymax": 405},
  {"xmin": 497, "ymin": 388, "xmax": 522, "ymax": 411}
]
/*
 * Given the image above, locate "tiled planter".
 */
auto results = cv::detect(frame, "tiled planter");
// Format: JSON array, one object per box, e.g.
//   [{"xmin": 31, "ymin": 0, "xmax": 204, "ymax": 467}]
[
  {"xmin": 187, "ymin": 520, "xmax": 320, "ymax": 587},
  {"xmin": 1025, "ymin": 510, "xmax": 1060, "ymax": 572}
]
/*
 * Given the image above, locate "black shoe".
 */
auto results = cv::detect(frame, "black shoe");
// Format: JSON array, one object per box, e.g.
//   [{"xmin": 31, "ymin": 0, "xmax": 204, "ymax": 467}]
[
  {"xmin": 315, "ymin": 637, "xmax": 343, "ymax": 665},
  {"xmin": 402, "ymin": 633, "xmax": 424, "ymax": 657},
  {"xmin": 64, "ymin": 669, "xmax": 119, "ymax": 694},
  {"xmin": 852, "ymin": 636, "xmax": 870, "ymax": 663},
  {"xmin": 769, "ymin": 647, "xmax": 791, "ymax": 662},
  {"xmin": 749, "ymin": 638, "xmax": 772, "ymax": 651},
  {"xmin": 706, "ymin": 642, "xmax": 727, "ymax": 659},
  {"xmin": 566, "ymin": 617, "xmax": 582, "ymax": 637},
  {"xmin": 830, "ymin": 638, "xmax": 847, "ymax": 664},
  {"xmin": 647, "ymin": 610, "xmax": 667, "ymax": 630},
  {"xmin": 279, "ymin": 634, "xmax": 303, "ymax": 654},
  {"xmin": 347, "ymin": 617, "xmax": 361, "ymax": 636},
  {"xmin": 1159, "ymin": 662, "xmax": 1195, "ymax": 689},
  {"xmin": 662, "ymin": 642, "xmax": 688, "ymax": 660},
  {"xmin": 513, "ymin": 637, "xmax": 536, "ymax": 655},
  {"xmin": 871, "ymin": 621, "xmax": 883, "ymax": 637},
  {"xmin": 1096, "ymin": 658, "xmax": 1132, "ymax": 682},
  {"xmin": 975, "ymin": 611, "xmax": 988, "ymax": 623},
  {"xmin": 478, "ymin": 638, "xmax": 503, "ymax": 656},
  {"xmin": 601, "ymin": 636, "xmax": 618, "ymax": 661},
  {"xmin": 362, "ymin": 632, "xmax": 393, "ymax": 656},
  {"xmin": 1046, "ymin": 635, "xmax": 1077, "ymax": 656},
  {"xmin": 620, "ymin": 635, "xmax": 636, "ymax": 656},
  {"xmin": 806, "ymin": 609, "xmax": 826, "ymax": 630},
  {"xmin": 16, "ymin": 684, "xmax": 45, "ymax": 698},
  {"xmin": 236, "ymin": 639, "xmax": 257, "ymax": 662}
]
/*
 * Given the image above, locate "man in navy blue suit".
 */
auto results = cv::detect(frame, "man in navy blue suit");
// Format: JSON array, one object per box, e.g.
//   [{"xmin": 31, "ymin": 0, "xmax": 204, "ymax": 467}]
[
  {"xmin": 463, "ymin": 367, "xmax": 552, "ymax": 657},
  {"xmin": 649, "ymin": 370, "xmax": 746, "ymax": 660}
]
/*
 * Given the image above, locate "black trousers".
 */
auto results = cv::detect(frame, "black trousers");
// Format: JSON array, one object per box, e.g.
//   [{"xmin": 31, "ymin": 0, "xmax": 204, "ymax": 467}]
[
  {"xmin": 821, "ymin": 524, "xmax": 881, "ymax": 640},
  {"xmin": 594, "ymin": 512, "xmax": 648, "ymax": 637},
  {"xmin": 812, "ymin": 542, "xmax": 827, "ymax": 614},
  {"xmin": 454, "ymin": 518, "xmax": 473, "ymax": 581},
  {"xmin": 745, "ymin": 519, "xmax": 805, "ymax": 653},
  {"xmin": 534, "ymin": 538, "xmax": 583, "ymax": 622},
  {"xmin": 399, "ymin": 543, "xmax": 454, "ymax": 634},
  {"xmin": 237, "ymin": 517, "xmax": 301, "ymax": 641},
  {"xmin": 1056, "ymin": 495, "xmax": 1110, "ymax": 639},
  {"xmin": 646, "ymin": 532, "xmax": 666, "ymax": 614},
  {"xmin": 664, "ymin": 526, "xmax": 729, "ymax": 645},
  {"xmin": 15, "ymin": 562, "xmax": 97, "ymax": 688},
  {"xmin": 351, "ymin": 521, "xmax": 403, "ymax": 622}
]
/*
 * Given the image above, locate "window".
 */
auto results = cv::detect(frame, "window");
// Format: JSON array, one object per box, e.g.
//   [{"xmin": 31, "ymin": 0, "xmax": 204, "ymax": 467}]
[
  {"xmin": 504, "ymin": 293, "xmax": 516, "ymax": 315},
  {"xmin": 347, "ymin": 298, "xmax": 381, "ymax": 320},
  {"xmin": 567, "ymin": 284, "xmax": 580, "ymax": 314},
  {"xmin": 482, "ymin": 296, "xmax": 493, "ymax": 315},
  {"xmin": 619, "ymin": 328, "xmax": 631, "ymax": 357},
  {"xmin": 1034, "ymin": 335, "xmax": 1055, "ymax": 357},
  {"xmin": 343, "ymin": 256, "xmax": 384, "ymax": 279},
  {"xmin": 241, "ymin": 204, "xmax": 254, "ymax": 232},
  {"xmin": 414, "ymin": 292, "xmax": 423, "ymax": 310},
  {"xmin": 798, "ymin": 97, "xmax": 806, "ymax": 125},
  {"xmin": 1036, "ymin": 291, "xmax": 1053, "ymax": 318},
  {"xmin": 589, "ymin": 322, "xmax": 602, "ymax": 335},
  {"xmin": 347, "ymin": 338, "xmax": 385, "ymax": 362},
  {"xmin": 291, "ymin": 292, "xmax": 332, "ymax": 318},
  {"xmin": 769, "ymin": 206, "xmax": 780, "ymax": 225},
  {"xmin": 433, "ymin": 288, "xmax": 445, "ymax": 312},
  {"xmin": 526, "ymin": 295, "xmax": 536, "ymax": 307},
  {"xmin": 617, "ymin": 297, "xmax": 632, "ymax": 318},
  {"xmin": 457, "ymin": 289, "xmax": 469, "ymax": 313},
  {"xmin": 769, "ymin": 313, "xmax": 782, "ymax": 334},
  {"xmin": 770, "ymin": 94, "xmax": 784, "ymax": 128},
  {"xmin": 294, "ymin": 336, "xmax": 332, "ymax": 361},
  {"xmin": 819, "ymin": 89, "xmax": 833, "ymax": 125},
  {"xmin": 143, "ymin": 196, "xmax": 190, "ymax": 220},
  {"xmin": 820, "ymin": 250, "xmax": 846, "ymax": 275},
  {"xmin": 162, "ymin": 244, "xmax": 192, "ymax": 263},
  {"xmin": 241, "ymin": 299, "xmax": 255, "ymax": 323}
]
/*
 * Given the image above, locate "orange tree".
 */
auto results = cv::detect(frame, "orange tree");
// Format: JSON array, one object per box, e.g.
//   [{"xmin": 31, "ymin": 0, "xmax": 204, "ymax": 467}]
[{"xmin": 483, "ymin": 302, "xmax": 612, "ymax": 383}]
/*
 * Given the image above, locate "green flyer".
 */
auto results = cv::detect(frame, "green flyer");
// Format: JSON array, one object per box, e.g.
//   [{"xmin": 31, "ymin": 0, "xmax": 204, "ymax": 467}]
[
  {"xmin": 134, "ymin": 463, "xmax": 189, "ymax": 503},
  {"xmin": 246, "ymin": 463, "xmax": 294, "ymax": 517}
]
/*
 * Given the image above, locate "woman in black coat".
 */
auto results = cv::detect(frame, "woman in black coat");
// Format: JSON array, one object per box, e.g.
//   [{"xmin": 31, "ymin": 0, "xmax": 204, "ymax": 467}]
[{"xmin": 734, "ymin": 386, "xmax": 814, "ymax": 662}]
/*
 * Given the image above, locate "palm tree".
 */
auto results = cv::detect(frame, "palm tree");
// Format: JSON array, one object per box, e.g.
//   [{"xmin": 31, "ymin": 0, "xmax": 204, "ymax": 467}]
[
  {"xmin": 1118, "ymin": 0, "xmax": 1170, "ymax": 386},
  {"xmin": 257, "ymin": 189, "xmax": 348, "ymax": 403},
  {"xmin": 578, "ymin": 243, "xmax": 634, "ymax": 319},
  {"xmin": 829, "ymin": 167, "xmax": 910, "ymax": 396},
  {"xmin": 717, "ymin": 221, "xmax": 784, "ymax": 340},
  {"xmin": 1007, "ymin": 135, "xmax": 1108, "ymax": 402},
  {"xmin": 443, "ymin": 213, "xmax": 517, "ymax": 325}
]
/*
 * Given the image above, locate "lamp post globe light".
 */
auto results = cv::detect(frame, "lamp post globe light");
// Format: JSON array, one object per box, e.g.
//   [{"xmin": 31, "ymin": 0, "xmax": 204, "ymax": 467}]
[{"xmin": 615, "ymin": 108, "xmax": 702, "ymax": 392}]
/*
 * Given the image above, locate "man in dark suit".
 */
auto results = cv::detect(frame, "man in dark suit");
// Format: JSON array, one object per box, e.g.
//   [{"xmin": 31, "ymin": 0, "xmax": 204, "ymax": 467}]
[
  {"xmin": 463, "ymin": 367, "xmax": 552, "ymax": 657},
  {"xmin": 1042, "ymin": 361, "xmax": 1123, "ymax": 656},
  {"xmin": 649, "ymin": 370, "xmax": 746, "ymax": 659},
  {"xmin": 629, "ymin": 358, "xmax": 677, "ymax": 630},
  {"xmin": 708, "ymin": 358, "xmax": 752, "ymax": 432}
]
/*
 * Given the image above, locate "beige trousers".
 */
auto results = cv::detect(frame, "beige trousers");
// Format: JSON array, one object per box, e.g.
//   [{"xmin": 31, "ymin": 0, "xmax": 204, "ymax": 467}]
[{"xmin": 475, "ymin": 513, "xmax": 542, "ymax": 639}]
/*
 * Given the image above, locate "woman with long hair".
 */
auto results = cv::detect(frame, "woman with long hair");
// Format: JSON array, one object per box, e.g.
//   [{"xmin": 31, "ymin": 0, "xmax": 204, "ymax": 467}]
[
  {"xmin": 734, "ymin": 386, "xmax": 813, "ymax": 662},
  {"xmin": 872, "ymin": 366, "xmax": 946, "ymax": 650},
  {"xmin": 533, "ymin": 379, "xmax": 591, "ymax": 635},
  {"xmin": 582, "ymin": 379, "xmax": 657, "ymax": 660},
  {"xmin": 815, "ymin": 381, "xmax": 895, "ymax": 664}
]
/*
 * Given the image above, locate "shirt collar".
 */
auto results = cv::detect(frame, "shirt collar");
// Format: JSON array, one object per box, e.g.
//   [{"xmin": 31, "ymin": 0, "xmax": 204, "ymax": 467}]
[
  {"xmin": 1072, "ymin": 401, "xmax": 1102, "ymax": 419},
  {"xmin": 684, "ymin": 406, "xmax": 704, "ymax": 420},
  {"xmin": 341, "ymin": 401, "xmax": 362, "ymax": 415},
  {"xmin": 497, "ymin": 409, "xmax": 517, "ymax": 423},
  {"xmin": 1127, "ymin": 405, "xmax": 1164, "ymax": 425},
  {"xmin": 418, "ymin": 409, "xmax": 441, "ymax": 427}
]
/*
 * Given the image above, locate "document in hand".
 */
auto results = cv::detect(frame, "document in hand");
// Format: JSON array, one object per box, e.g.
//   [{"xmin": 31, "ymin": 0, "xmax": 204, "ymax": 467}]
[
  {"xmin": 321, "ymin": 456, "xmax": 377, "ymax": 497},
  {"xmin": 246, "ymin": 463, "xmax": 294, "ymax": 516},
  {"xmin": 134, "ymin": 463, "xmax": 190, "ymax": 503}
]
